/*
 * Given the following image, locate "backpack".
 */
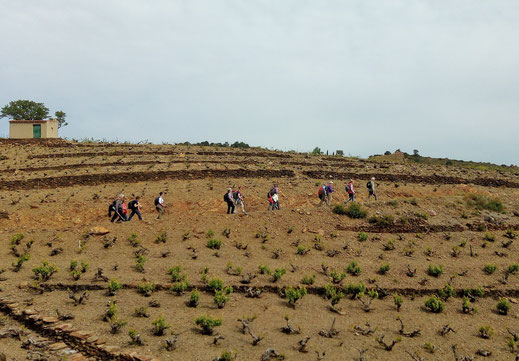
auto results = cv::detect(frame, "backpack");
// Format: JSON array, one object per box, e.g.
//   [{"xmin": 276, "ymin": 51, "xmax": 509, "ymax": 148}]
[
  {"xmin": 154, "ymin": 196, "xmax": 160, "ymax": 206},
  {"xmin": 318, "ymin": 185, "xmax": 327, "ymax": 195},
  {"xmin": 224, "ymin": 193, "xmax": 229, "ymax": 202},
  {"xmin": 366, "ymin": 181, "xmax": 372, "ymax": 189},
  {"xmin": 345, "ymin": 185, "xmax": 350, "ymax": 193},
  {"xmin": 128, "ymin": 200, "xmax": 137, "ymax": 210},
  {"xmin": 233, "ymin": 191, "xmax": 239, "ymax": 200}
]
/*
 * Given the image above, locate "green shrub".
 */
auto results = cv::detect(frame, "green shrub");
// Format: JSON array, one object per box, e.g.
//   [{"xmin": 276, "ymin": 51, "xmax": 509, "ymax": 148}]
[
  {"xmin": 155, "ymin": 231, "xmax": 167, "ymax": 244},
  {"xmin": 504, "ymin": 229, "xmax": 518, "ymax": 239},
  {"xmin": 324, "ymin": 284, "xmax": 344, "ymax": 305},
  {"xmin": 208, "ymin": 278, "xmax": 223, "ymax": 291},
  {"xmin": 427, "ymin": 264, "xmax": 444, "ymax": 277},
  {"xmin": 104, "ymin": 300, "xmax": 117, "ymax": 321},
  {"xmin": 108, "ymin": 279, "xmax": 123, "ymax": 296},
  {"xmin": 135, "ymin": 255, "xmax": 146, "ymax": 273},
  {"xmin": 32, "ymin": 261, "xmax": 59, "ymax": 281},
  {"xmin": 137, "ymin": 281, "xmax": 156, "ymax": 297},
  {"xmin": 272, "ymin": 268, "xmax": 286, "ymax": 282},
  {"xmin": 439, "ymin": 283, "xmax": 455, "ymax": 300},
  {"xmin": 195, "ymin": 315, "xmax": 222, "ymax": 335},
  {"xmin": 378, "ymin": 264, "xmax": 390, "ymax": 275},
  {"xmin": 330, "ymin": 270, "xmax": 347, "ymax": 284},
  {"xmin": 168, "ymin": 266, "xmax": 186, "ymax": 282},
  {"xmin": 258, "ymin": 265, "xmax": 271, "ymax": 275},
  {"xmin": 285, "ymin": 286, "xmax": 307, "ymax": 307},
  {"xmin": 188, "ymin": 290, "xmax": 200, "ymax": 307},
  {"xmin": 170, "ymin": 280, "xmax": 190, "ymax": 295},
  {"xmin": 382, "ymin": 240, "xmax": 396, "ymax": 251},
  {"xmin": 301, "ymin": 274, "xmax": 316, "ymax": 285},
  {"xmin": 357, "ymin": 232, "xmax": 368, "ymax": 242},
  {"xmin": 508, "ymin": 263, "xmax": 519, "ymax": 274},
  {"xmin": 393, "ymin": 294, "xmax": 403, "ymax": 311},
  {"xmin": 462, "ymin": 287, "xmax": 484, "ymax": 298},
  {"xmin": 368, "ymin": 215, "xmax": 394, "ymax": 227},
  {"xmin": 207, "ymin": 239, "xmax": 222, "ymax": 249},
  {"xmin": 296, "ymin": 245, "xmax": 309, "ymax": 255},
  {"xmin": 484, "ymin": 233, "xmax": 496, "ymax": 242},
  {"xmin": 214, "ymin": 286, "xmax": 233, "ymax": 308},
  {"xmin": 497, "ymin": 298, "xmax": 510, "ymax": 315},
  {"xmin": 346, "ymin": 260, "xmax": 361, "ymax": 276},
  {"xmin": 466, "ymin": 194, "xmax": 503, "ymax": 212},
  {"xmin": 152, "ymin": 315, "xmax": 169, "ymax": 335},
  {"xmin": 344, "ymin": 282, "xmax": 366, "ymax": 298},
  {"xmin": 13, "ymin": 253, "xmax": 30, "ymax": 271},
  {"xmin": 69, "ymin": 260, "xmax": 78, "ymax": 271},
  {"xmin": 483, "ymin": 264, "xmax": 497, "ymax": 275},
  {"xmin": 478, "ymin": 325, "xmax": 493, "ymax": 339},
  {"xmin": 461, "ymin": 297, "xmax": 476, "ymax": 314},
  {"xmin": 10, "ymin": 233, "xmax": 24, "ymax": 248},
  {"xmin": 425, "ymin": 296, "xmax": 445, "ymax": 313},
  {"xmin": 332, "ymin": 203, "xmax": 367, "ymax": 219},
  {"xmin": 128, "ymin": 233, "xmax": 141, "ymax": 247},
  {"xmin": 206, "ymin": 229, "xmax": 215, "ymax": 238}
]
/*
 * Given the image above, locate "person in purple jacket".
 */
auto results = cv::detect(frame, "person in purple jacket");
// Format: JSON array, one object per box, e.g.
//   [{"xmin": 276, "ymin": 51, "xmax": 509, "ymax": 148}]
[{"xmin": 319, "ymin": 181, "xmax": 334, "ymax": 206}]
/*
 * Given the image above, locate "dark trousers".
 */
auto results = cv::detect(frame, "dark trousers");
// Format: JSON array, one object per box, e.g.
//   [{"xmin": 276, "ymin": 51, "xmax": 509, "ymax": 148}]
[
  {"xmin": 111, "ymin": 209, "xmax": 126, "ymax": 222},
  {"xmin": 128, "ymin": 209, "xmax": 142, "ymax": 221},
  {"xmin": 227, "ymin": 201, "xmax": 235, "ymax": 214}
]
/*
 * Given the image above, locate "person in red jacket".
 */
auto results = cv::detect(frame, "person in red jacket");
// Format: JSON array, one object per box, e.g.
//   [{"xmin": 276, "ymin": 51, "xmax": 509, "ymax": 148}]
[{"xmin": 345, "ymin": 179, "xmax": 355, "ymax": 204}]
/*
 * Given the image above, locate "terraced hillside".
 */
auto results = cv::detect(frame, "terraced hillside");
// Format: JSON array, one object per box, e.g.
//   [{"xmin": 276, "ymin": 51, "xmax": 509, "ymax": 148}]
[{"xmin": 0, "ymin": 139, "xmax": 518, "ymax": 361}]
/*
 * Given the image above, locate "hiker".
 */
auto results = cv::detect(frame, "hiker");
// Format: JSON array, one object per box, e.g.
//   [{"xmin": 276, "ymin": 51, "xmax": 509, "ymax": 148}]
[
  {"xmin": 110, "ymin": 194, "xmax": 126, "ymax": 223},
  {"xmin": 128, "ymin": 196, "xmax": 143, "ymax": 221},
  {"xmin": 224, "ymin": 188, "xmax": 235, "ymax": 214},
  {"xmin": 317, "ymin": 183, "xmax": 328, "ymax": 206},
  {"xmin": 367, "ymin": 177, "xmax": 378, "ymax": 201},
  {"xmin": 154, "ymin": 192, "xmax": 166, "ymax": 219},
  {"xmin": 267, "ymin": 184, "xmax": 280, "ymax": 210},
  {"xmin": 345, "ymin": 179, "xmax": 355, "ymax": 204},
  {"xmin": 235, "ymin": 186, "xmax": 246, "ymax": 214}
]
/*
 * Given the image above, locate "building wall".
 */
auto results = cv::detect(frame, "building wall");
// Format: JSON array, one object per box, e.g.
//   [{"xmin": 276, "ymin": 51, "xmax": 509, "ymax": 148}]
[
  {"xmin": 42, "ymin": 120, "xmax": 58, "ymax": 138},
  {"xmin": 9, "ymin": 120, "xmax": 59, "ymax": 139},
  {"xmin": 9, "ymin": 123, "xmax": 34, "ymax": 139}
]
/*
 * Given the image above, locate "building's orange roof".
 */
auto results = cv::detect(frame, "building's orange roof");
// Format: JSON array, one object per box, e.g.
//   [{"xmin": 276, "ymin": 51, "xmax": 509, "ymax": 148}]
[{"xmin": 9, "ymin": 119, "xmax": 56, "ymax": 124}]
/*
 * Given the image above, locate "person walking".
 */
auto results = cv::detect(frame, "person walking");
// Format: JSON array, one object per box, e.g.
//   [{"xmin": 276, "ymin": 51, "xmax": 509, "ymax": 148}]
[
  {"xmin": 225, "ymin": 188, "xmax": 235, "ymax": 214},
  {"xmin": 154, "ymin": 192, "xmax": 166, "ymax": 219},
  {"xmin": 367, "ymin": 177, "xmax": 378, "ymax": 201},
  {"xmin": 128, "ymin": 196, "xmax": 143, "ymax": 221},
  {"xmin": 317, "ymin": 183, "xmax": 327, "ymax": 206},
  {"xmin": 110, "ymin": 194, "xmax": 125, "ymax": 223},
  {"xmin": 345, "ymin": 179, "xmax": 355, "ymax": 204},
  {"xmin": 267, "ymin": 184, "xmax": 281, "ymax": 210},
  {"xmin": 325, "ymin": 181, "xmax": 334, "ymax": 205},
  {"xmin": 235, "ymin": 186, "xmax": 246, "ymax": 214}
]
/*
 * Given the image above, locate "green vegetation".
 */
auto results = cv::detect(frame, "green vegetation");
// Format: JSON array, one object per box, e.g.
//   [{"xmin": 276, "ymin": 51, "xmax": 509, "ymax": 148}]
[
  {"xmin": 324, "ymin": 284, "xmax": 344, "ymax": 305},
  {"xmin": 168, "ymin": 266, "xmax": 186, "ymax": 282},
  {"xmin": 214, "ymin": 286, "xmax": 233, "ymax": 308},
  {"xmin": 152, "ymin": 315, "xmax": 170, "ymax": 336},
  {"xmin": 508, "ymin": 263, "xmax": 519, "ymax": 274},
  {"xmin": 285, "ymin": 286, "xmax": 308, "ymax": 307},
  {"xmin": 378, "ymin": 264, "xmax": 390, "ymax": 275},
  {"xmin": 497, "ymin": 298, "xmax": 511, "ymax": 315},
  {"xmin": 368, "ymin": 215, "xmax": 394, "ymax": 227},
  {"xmin": 393, "ymin": 294, "xmax": 403, "ymax": 311},
  {"xmin": 258, "ymin": 265, "xmax": 271, "ymax": 275},
  {"xmin": 439, "ymin": 283, "xmax": 455, "ymax": 301},
  {"xmin": 466, "ymin": 194, "xmax": 504, "ymax": 212},
  {"xmin": 483, "ymin": 264, "xmax": 497, "ymax": 275},
  {"xmin": 208, "ymin": 278, "xmax": 224, "ymax": 291},
  {"xmin": 155, "ymin": 231, "xmax": 168, "ymax": 244},
  {"xmin": 301, "ymin": 274, "xmax": 316, "ymax": 285},
  {"xmin": 32, "ymin": 261, "xmax": 58, "ymax": 281},
  {"xmin": 108, "ymin": 279, "xmax": 123, "ymax": 296},
  {"xmin": 137, "ymin": 281, "xmax": 156, "ymax": 297},
  {"xmin": 332, "ymin": 203, "xmax": 367, "ymax": 218},
  {"xmin": 195, "ymin": 315, "xmax": 222, "ymax": 335},
  {"xmin": 330, "ymin": 270, "xmax": 347, "ymax": 284},
  {"xmin": 128, "ymin": 233, "xmax": 141, "ymax": 247},
  {"xmin": 425, "ymin": 296, "xmax": 445, "ymax": 313},
  {"xmin": 478, "ymin": 325, "xmax": 494, "ymax": 339},
  {"xmin": 427, "ymin": 264, "xmax": 444, "ymax": 278},
  {"xmin": 207, "ymin": 239, "xmax": 222, "ymax": 249},
  {"xmin": 272, "ymin": 268, "xmax": 286, "ymax": 282},
  {"xmin": 346, "ymin": 260, "xmax": 361, "ymax": 276},
  {"xmin": 344, "ymin": 282, "xmax": 366, "ymax": 298},
  {"xmin": 188, "ymin": 290, "xmax": 200, "ymax": 307},
  {"xmin": 170, "ymin": 280, "xmax": 190, "ymax": 295},
  {"xmin": 357, "ymin": 232, "xmax": 368, "ymax": 242}
]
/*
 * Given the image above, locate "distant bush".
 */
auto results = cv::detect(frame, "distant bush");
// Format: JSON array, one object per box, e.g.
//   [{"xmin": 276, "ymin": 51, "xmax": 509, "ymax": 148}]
[
  {"xmin": 346, "ymin": 261, "xmax": 361, "ymax": 276},
  {"xmin": 508, "ymin": 263, "xmax": 519, "ymax": 274},
  {"xmin": 497, "ymin": 298, "xmax": 510, "ymax": 315},
  {"xmin": 32, "ymin": 261, "xmax": 58, "ymax": 281},
  {"xmin": 466, "ymin": 194, "xmax": 504, "ymax": 212},
  {"xmin": 357, "ymin": 232, "xmax": 369, "ymax": 242},
  {"xmin": 195, "ymin": 315, "xmax": 222, "ymax": 335},
  {"xmin": 483, "ymin": 264, "xmax": 497, "ymax": 275},
  {"xmin": 333, "ymin": 203, "xmax": 367, "ymax": 219},
  {"xmin": 368, "ymin": 215, "xmax": 394, "ymax": 227},
  {"xmin": 344, "ymin": 282, "xmax": 366, "ymax": 298},
  {"xmin": 427, "ymin": 264, "xmax": 444, "ymax": 278},
  {"xmin": 207, "ymin": 239, "xmax": 222, "ymax": 249},
  {"xmin": 378, "ymin": 264, "xmax": 390, "ymax": 275},
  {"xmin": 285, "ymin": 286, "xmax": 307, "ymax": 307},
  {"xmin": 425, "ymin": 296, "xmax": 445, "ymax": 313}
]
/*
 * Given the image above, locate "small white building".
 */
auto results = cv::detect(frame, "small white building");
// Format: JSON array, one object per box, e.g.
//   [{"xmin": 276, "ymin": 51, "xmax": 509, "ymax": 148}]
[{"xmin": 9, "ymin": 119, "xmax": 59, "ymax": 139}]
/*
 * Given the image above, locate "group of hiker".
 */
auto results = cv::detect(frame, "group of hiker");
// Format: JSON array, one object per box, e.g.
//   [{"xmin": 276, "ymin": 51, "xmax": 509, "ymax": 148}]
[
  {"xmin": 318, "ymin": 177, "xmax": 378, "ymax": 205},
  {"xmin": 107, "ymin": 178, "xmax": 378, "ymax": 222},
  {"xmin": 108, "ymin": 192, "xmax": 167, "ymax": 222}
]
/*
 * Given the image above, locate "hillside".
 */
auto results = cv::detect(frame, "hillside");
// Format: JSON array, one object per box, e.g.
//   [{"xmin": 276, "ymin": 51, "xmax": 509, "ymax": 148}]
[{"xmin": 0, "ymin": 139, "xmax": 518, "ymax": 361}]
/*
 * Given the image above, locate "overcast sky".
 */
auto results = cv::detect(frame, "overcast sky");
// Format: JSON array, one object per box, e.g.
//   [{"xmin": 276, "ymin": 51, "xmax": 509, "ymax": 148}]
[{"xmin": 1, "ymin": 1, "xmax": 518, "ymax": 164}]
